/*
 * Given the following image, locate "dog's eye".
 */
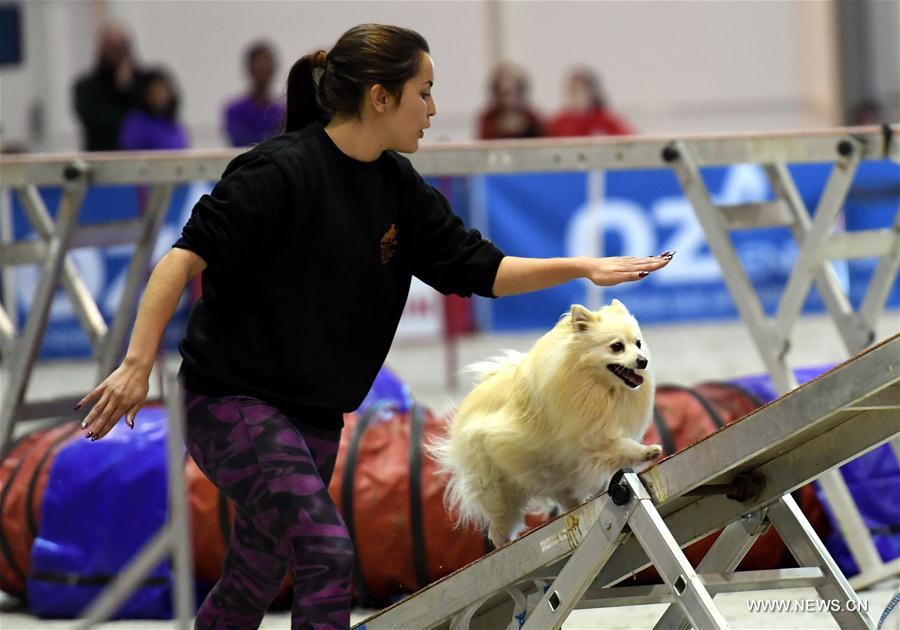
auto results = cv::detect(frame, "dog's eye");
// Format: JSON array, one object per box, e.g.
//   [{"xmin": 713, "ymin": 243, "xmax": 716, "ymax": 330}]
[
  {"xmin": 636, "ymin": 340, "xmax": 642, "ymax": 349},
  {"xmin": 610, "ymin": 342, "xmax": 624, "ymax": 353}
]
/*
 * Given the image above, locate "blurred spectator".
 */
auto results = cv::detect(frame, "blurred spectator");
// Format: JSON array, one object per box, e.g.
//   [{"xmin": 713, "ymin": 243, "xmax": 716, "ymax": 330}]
[
  {"xmin": 545, "ymin": 67, "xmax": 634, "ymax": 137},
  {"xmin": 119, "ymin": 67, "xmax": 188, "ymax": 151},
  {"xmin": 849, "ymin": 99, "xmax": 883, "ymax": 125},
  {"xmin": 478, "ymin": 63, "xmax": 542, "ymax": 139},
  {"xmin": 223, "ymin": 41, "xmax": 285, "ymax": 146},
  {"xmin": 73, "ymin": 23, "xmax": 144, "ymax": 151}
]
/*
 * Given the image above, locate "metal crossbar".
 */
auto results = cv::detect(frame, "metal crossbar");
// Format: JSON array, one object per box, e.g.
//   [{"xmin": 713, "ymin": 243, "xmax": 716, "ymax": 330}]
[
  {"xmin": 662, "ymin": 135, "xmax": 899, "ymax": 589},
  {"xmin": 358, "ymin": 334, "xmax": 898, "ymax": 629},
  {"xmin": 0, "ymin": 175, "xmax": 174, "ymax": 452}
]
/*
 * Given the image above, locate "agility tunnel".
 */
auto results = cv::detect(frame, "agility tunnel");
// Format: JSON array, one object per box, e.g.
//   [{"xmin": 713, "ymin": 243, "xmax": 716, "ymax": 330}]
[{"xmin": 2, "ymin": 367, "xmax": 877, "ymax": 617}]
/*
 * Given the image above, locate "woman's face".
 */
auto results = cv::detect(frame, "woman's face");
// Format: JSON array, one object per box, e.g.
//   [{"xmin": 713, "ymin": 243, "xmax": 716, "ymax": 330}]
[
  {"xmin": 566, "ymin": 74, "xmax": 594, "ymax": 112},
  {"xmin": 249, "ymin": 51, "xmax": 275, "ymax": 90},
  {"xmin": 382, "ymin": 52, "xmax": 436, "ymax": 153},
  {"xmin": 146, "ymin": 79, "xmax": 173, "ymax": 115}
]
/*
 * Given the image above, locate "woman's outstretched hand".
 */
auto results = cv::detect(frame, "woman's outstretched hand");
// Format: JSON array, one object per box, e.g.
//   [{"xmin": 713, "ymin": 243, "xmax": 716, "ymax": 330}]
[
  {"xmin": 491, "ymin": 251, "xmax": 675, "ymax": 297},
  {"xmin": 76, "ymin": 358, "xmax": 152, "ymax": 441},
  {"xmin": 584, "ymin": 251, "xmax": 674, "ymax": 286}
]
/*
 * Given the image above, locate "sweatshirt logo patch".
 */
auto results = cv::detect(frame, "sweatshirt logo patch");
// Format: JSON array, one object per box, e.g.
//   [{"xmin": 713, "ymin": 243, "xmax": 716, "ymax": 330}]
[{"xmin": 380, "ymin": 224, "xmax": 398, "ymax": 264}]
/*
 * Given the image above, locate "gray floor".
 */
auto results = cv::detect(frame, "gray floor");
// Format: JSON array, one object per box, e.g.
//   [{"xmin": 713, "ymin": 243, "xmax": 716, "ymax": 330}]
[
  {"xmin": 1, "ymin": 583, "xmax": 899, "ymax": 629},
  {"xmin": 2, "ymin": 312, "xmax": 899, "ymax": 628}
]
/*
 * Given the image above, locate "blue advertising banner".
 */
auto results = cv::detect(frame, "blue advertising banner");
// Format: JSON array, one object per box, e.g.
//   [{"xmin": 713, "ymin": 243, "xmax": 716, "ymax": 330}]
[
  {"xmin": 8, "ymin": 182, "xmax": 213, "ymax": 358},
  {"xmin": 6, "ymin": 161, "xmax": 897, "ymax": 356},
  {"xmin": 472, "ymin": 161, "xmax": 899, "ymax": 331}
]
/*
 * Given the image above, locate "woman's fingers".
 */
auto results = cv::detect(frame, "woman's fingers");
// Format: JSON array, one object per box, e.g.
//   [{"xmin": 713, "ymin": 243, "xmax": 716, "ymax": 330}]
[
  {"xmin": 75, "ymin": 385, "xmax": 104, "ymax": 412},
  {"xmin": 77, "ymin": 363, "xmax": 151, "ymax": 441},
  {"xmin": 636, "ymin": 252, "xmax": 675, "ymax": 269},
  {"xmin": 82, "ymin": 387, "xmax": 131, "ymax": 439},
  {"xmin": 81, "ymin": 391, "xmax": 111, "ymax": 433},
  {"xmin": 91, "ymin": 407, "xmax": 124, "ymax": 440},
  {"xmin": 125, "ymin": 402, "xmax": 144, "ymax": 429},
  {"xmin": 619, "ymin": 252, "xmax": 675, "ymax": 272},
  {"xmin": 590, "ymin": 252, "xmax": 675, "ymax": 286},
  {"xmin": 90, "ymin": 399, "xmax": 133, "ymax": 440}
]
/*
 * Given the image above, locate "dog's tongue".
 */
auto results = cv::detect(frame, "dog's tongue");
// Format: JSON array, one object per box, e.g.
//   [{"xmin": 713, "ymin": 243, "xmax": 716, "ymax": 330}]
[{"xmin": 629, "ymin": 371, "xmax": 644, "ymax": 386}]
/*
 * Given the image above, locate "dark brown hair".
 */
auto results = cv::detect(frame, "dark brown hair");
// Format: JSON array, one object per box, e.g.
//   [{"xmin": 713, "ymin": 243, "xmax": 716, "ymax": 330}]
[
  {"xmin": 245, "ymin": 40, "xmax": 276, "ymax": 69},
  {"xmin": 136, "ymin": 66, "xmax": 180, "ymax": 120},
  {"xmin": 283, "ymin": 23, "xmax": 430, "ymax": 132}
]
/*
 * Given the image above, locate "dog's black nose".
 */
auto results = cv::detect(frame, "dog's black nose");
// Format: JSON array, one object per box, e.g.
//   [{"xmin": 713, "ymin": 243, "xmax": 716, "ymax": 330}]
[{"xmin": 636, "ymin": 357, "xmax": 648, "ymax": 369}]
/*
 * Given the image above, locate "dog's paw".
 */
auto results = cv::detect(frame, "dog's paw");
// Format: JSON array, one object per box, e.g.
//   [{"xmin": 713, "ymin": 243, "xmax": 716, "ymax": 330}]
[
  {"xmin": 642, "ymin": 444, "xmax": 663, "ymax": 462},
  {"xmin": 488, "ymin": 524, "xmax": 511, "ymax": 548}
]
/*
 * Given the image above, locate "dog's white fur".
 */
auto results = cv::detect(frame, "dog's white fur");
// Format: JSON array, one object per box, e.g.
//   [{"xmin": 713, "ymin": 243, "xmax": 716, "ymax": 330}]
[{"xmin": 430, "ymin": 300, "xmax": 660, "ymax": 546}]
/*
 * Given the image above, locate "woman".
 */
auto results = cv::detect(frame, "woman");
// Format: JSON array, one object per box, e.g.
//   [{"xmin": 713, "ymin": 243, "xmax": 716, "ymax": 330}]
[
  {"xmin": 77, "ymin": 24, "xmax": 672, "ymax": 629},
  {"xmin": 223, "ymin": 41, "xmax": 286, "ymax": 147},
  {"xmin": 477, "ymin": 62, "xmax": 543, "ymax": 139},
  {"xmin": 545, "ymin": 67, "xmax": 634, "ymax": 138},
  {"xmin": 119, "ymin": 67, "xmax": 189, "ymax": 151}
]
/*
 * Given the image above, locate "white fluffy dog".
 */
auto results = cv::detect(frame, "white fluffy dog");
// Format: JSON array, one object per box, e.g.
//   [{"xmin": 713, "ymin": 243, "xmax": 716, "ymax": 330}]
[{"xmin": 431, "ymin": 300, "xmax": 660, "ymax": 546}]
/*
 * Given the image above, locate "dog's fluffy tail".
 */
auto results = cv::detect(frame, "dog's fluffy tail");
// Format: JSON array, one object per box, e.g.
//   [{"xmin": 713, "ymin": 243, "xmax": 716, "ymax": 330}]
[
  {"xmin": 463, "ymin": 349, "xmax": 525, "ymax": 384},
  {"xmin": 425, "ymin": 431, "xmax": 490, "ymax": 530}
]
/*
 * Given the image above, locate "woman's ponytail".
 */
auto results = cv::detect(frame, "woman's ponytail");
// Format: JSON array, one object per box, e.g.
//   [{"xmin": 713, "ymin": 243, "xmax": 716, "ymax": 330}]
[
  {"xmin": 283, "ymin": 25, "xmax": 430, "ymax": 133},
  {"xmin": 283, "ymin": 50, "xmax": 327, "ymax": 133}
]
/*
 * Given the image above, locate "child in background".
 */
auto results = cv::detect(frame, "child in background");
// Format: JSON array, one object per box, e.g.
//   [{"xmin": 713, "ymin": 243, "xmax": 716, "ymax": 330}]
[
  {"xmin": 119, "ymin": 67, "xmax": 189, "ymax": 150},
  {"xmin": 545, "ymin": 67, "xmax": 633, "ymax": 138},
  {"xmin": 223, "ymin": 41, "xmax": 286, "ymax": 146}
]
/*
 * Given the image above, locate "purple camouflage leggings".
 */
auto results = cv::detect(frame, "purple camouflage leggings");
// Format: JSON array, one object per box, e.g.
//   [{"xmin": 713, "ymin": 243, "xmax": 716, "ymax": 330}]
[{"xmin": 184, "ymin": 391, "xmax": 353, "ymax": 629}]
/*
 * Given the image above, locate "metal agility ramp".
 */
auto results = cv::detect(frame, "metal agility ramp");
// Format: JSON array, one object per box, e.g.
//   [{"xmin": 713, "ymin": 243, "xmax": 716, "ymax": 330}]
[{"xmin": 357, "ymin": 333, "xmax": 899, "ymax": 630}]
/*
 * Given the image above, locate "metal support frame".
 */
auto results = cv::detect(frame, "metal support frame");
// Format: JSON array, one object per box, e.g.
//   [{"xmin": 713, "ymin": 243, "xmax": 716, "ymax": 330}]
[
  {"xmin": 523, "ymin": 472, "xmax": 731, "ymax": 630},
  {"xmin": 652, "ymin": 507, "xmax": 770, "ymax": 630},
  {"xmin": 74, "ymin": 371, "xmax": 194, "ymax": 629},
  {"xmin": 94, "ymin": 183, "xmax": 174, "ymax": 380},
  {"xmin": 1, "ymin": 171, "xmax": 89, "ymax": 451},
  {"xmin": 357, "ymin": 334, "xmax": 897, "ymax": 629},
  {"xmin": 664, "ymin": 136, "xmax": 899, "ymax": 589},
  {"xmin": 0, "ymin": 173, "xmax": 173, "ymax": 453}
]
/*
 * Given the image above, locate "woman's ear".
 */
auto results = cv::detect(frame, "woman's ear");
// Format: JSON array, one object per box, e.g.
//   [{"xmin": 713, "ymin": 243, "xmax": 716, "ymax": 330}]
[{"xmin": 368, "ymin": 84, "xmax": 394, "ymax": 114}]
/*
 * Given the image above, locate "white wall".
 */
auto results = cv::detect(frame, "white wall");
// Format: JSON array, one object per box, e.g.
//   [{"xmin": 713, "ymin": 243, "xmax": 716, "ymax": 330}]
[
  {"xmin": 0, "ymin": 0, "xmax": 860, "ymax": 153},
  {"xmin": 865, "ymin": 0, "xmax": 900, "ymax": 119},
  {"xmin": 0, "ymin": 1, "xmax": 97, "ymax": 152}
]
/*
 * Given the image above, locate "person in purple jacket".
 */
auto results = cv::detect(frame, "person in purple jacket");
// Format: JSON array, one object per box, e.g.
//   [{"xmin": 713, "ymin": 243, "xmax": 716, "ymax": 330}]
[
  {"xmin": 223, "ymin": 41, "xmax": 286, "ymax": 146},
  {"xmin": 119, "ymin": 67, "xmax": 189, "ymax": 151}
]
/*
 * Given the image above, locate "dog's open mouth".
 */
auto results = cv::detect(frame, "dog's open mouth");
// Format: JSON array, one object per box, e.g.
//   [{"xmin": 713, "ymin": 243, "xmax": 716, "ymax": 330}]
[{"xmin": 607, "ymin": 364, "xmax": 644, "ymax": 388}]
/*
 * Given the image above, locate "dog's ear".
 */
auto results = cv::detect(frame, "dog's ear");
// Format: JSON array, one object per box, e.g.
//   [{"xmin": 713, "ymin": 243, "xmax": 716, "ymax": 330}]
[
  {"xmin": 570, "ymin": 304, "xmax": 595, "ymax": 331},
  {"xmin": 609, "ymin": 299, "xmax": 628, "ymax": 314}
]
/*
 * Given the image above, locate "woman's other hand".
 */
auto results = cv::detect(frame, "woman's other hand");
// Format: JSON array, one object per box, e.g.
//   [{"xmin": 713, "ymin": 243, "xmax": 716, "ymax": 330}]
[{"xmin": 76, "ymin": 357, "xmax": 152, "ymax": 441}]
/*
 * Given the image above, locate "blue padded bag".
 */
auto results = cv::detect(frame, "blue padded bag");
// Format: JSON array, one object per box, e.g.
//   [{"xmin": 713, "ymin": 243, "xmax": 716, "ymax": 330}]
[
  {"xmin": 729, "ymin": 366, "xmax": 831, "ymax": 404},
  {"xmin": 28, "ymin": 407, "xmax": 172, "ymax": 618},
  {"xmin": 731, "ymin": 365, "xmax": 900, "ymax": 577},
  {"xmin": 816, "ymin": 444, "xmax": 900, "ymax": 577},
  {"xmin": 356, "ymin": 365, "xmax": 412, "ymax": 414}
]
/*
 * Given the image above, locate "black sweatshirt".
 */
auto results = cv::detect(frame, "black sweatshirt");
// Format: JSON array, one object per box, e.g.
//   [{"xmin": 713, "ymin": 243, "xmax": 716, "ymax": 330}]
[{"xmin": 174, "ymin": 123, "xmax": 505, "ymax": 428}]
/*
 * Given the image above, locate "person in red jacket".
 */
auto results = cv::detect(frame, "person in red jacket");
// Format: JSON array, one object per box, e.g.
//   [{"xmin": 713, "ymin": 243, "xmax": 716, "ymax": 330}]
[
  {"xmin": 545, "ymin": 67, "xmax": 634, "ymax": 137},
  {"xmin": 477, "ymin": 63, "xmax": 543, "ymax": 139}
]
